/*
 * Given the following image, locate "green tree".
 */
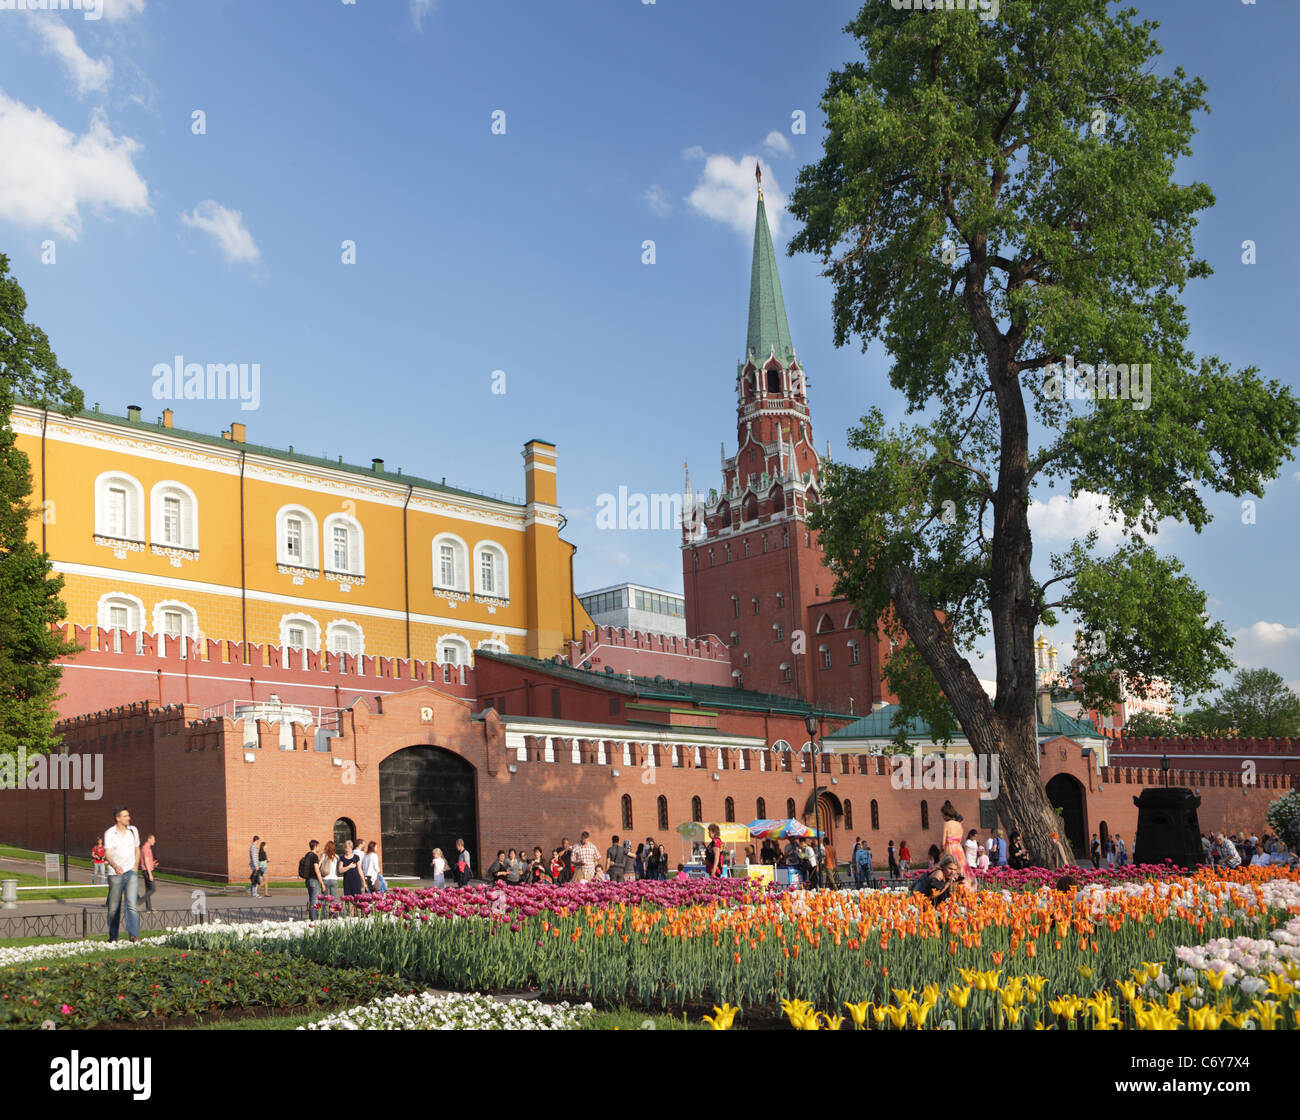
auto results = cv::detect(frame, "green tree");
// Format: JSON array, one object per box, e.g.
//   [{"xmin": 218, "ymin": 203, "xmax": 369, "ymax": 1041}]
[
  {"xmin": 0, "ymin": 253, "xmax": 83, "ymax": 758},
  {"xmin": 789, "ymin": 1, "xmax": 1300, "ymax": 866},
  {"xmin": 1216, "ymin": 668, "xmax": 1300, "ymax": 738},
  {"xmin": 1266, "ymin": 790, "xmax": 1300, "ymax": 852},
  {"xmin": 1123, "ymin": 710, "xmax": 1181, "ymax": 739}
]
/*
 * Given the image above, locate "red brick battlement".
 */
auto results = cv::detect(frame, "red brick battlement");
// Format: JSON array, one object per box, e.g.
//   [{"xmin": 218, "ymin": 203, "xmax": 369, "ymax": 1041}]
[{"xmin": 560, "ymin": 626, "xmax": 733, "ymax": 686}]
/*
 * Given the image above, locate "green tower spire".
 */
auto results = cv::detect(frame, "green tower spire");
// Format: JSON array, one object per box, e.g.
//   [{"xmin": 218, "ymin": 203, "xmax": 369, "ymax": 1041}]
[{"xmin": 746, "ymin": 163, "xmax": 794, "ymax": 365}]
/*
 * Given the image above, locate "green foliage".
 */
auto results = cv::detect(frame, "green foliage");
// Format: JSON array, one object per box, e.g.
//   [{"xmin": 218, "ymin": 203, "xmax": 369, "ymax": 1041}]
[
  {"xmin": 791, "ymin": 1, "xmax": 1299, "ymax": 724},
  {"xmin": 0, "ymin": 948, "xmax": 407, "ymax": 1029},
  {"xmin": 1216, "ymin": 669, "xmax": 1300, "ymax": 739},
  {"xmin": 1265, "ymin": 791, "xmax": 1300, "ymax": 851},
  {"xmin": 1122, "ymin": 711, "xmax": 1181, "ymax": 738},
  {"xmin": 0, "ymin": 254, "xmax": 84, "ymax": 758}
]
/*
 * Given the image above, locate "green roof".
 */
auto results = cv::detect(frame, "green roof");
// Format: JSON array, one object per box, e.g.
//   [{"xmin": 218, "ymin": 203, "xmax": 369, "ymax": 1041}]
[
  {"xmin": 746, "ymin": 192, "xmax": 795, "ymax": 366},
  {"xmin": 32, "ymin": 402, "xmax": 522, "ymax": 507},
  {"xmin": 827, "ymin": 703, "xmax": 1102, "ymax": 742},
  {"xmin": 477, "ymin": 651, "xmax": 853, "ymax": 720}
]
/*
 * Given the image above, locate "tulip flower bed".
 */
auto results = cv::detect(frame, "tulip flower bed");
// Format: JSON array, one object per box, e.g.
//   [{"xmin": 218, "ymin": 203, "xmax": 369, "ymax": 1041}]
[
  {"xmin": 978, "ymin": 862, "xmax": 1228, "ymax": 891},
  {"xmin": 300, "ymin": 991, "xmax": 594, "ymax": 1030},
  {"xmin": 0, "ymin": 948, "xmax": 410, "ymax": 1029},
  {"xmin": 163, "ymin": 870, "xmax": 1300, "ymax": 1027}
]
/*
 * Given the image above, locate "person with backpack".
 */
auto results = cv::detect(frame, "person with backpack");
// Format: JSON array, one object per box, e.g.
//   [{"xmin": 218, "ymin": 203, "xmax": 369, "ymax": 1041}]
[
  {"xmin": 299, "ymin": 840, "xmax": 324, "ymax": 916},
  {"xmin": 454, "ymin": 838, "xmax": 473, "ymax": 886}
]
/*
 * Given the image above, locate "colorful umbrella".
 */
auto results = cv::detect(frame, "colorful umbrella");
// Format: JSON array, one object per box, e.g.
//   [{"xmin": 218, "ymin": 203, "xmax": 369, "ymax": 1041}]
[
  {"xmin": 676, "ymin": 821, "xmax": 751, "ymax": 844},
  {"xmin": 746, "ymin": 818, "xmax": 822, "ymax": 839}
]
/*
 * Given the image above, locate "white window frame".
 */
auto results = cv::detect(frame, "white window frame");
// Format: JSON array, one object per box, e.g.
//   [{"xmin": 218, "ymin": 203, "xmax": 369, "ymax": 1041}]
[
  {"xmin": 279, "ymin": 613, "xmax": 320, "ymax": 652},
  {"xmin": 438, "ymin": 634, "xmax": 472, "ymax": 666},
  {"xmin": 149, "ymin": 481, "xmax": 199, "ymax": 550},
  {"xmin": 432, "ymin": 533, "xmax": 469, "ymax": 591},
  {"xmin": 325, "ymin": 620, "xmax": 365, "ymax": 657},
  {"xmin": 477, "ymin": 637, "xmax": 509, "ymax": 655},
  {"xmin": 275, "ymin": 505, "xmax": 319, "ymax": 569},
  {"xmin": 151, "ymin": 599, "xmax": 198, "ymax": 646},
  {"xmin": 473, "ymin": 540, "xmax": 509, "ymax": 598},
  {"xmin": 97, "ymin": 592, "xmax": 145, "ymax": 653},
  {"xmin": 94, "ymin": 472, "xmax": 145, "ymax": 541},
  {"xmin": 322, "ymin": 512, "xmax": 364, "ymax": 575},
  {"xmin": 820, "ymin": 643, "xmax": 832, "ymax": 669}
]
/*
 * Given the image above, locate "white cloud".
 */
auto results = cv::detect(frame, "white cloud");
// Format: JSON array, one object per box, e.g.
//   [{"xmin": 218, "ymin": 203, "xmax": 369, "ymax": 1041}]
[
  {"xmin": 100, "ymin": 0, "xmax": 147, "ymax": 19},
  {"xmin": 411, "ymin": 0, "xmax": 436, "ymax": 31},
  {"xmin": 762, "ymin": 130, "xmax": 793, "ymax": 157},
  {"xmin": 1292, "ymin": 470, "xmax": 1300, "ymax": 485},
  {"xmin": 681, "ymin": 145, "xmax": 705, "ymax": 161},
  {"xmin": 1028, "ymin": 489, "xmax": 1132, "ymax": 549},
  {"xmin": 30, "ymin": 18, "xmax": 112, "ymax": 95},
  {"xmin": 1229, "ymin": 621, "xmax": 1300, "ymax": 696},
  {"xmin": 180, "ymin": 200, "xmax": 261, "ymax": 265},
  {"xmin": 686, "ymin": 153, "xmax": 785, "ymax": 238},
  {"xmin": 643, "ymin": 184, "xmax": 671, "ymax": 217},
  {"xmin": 0, "ymin": 93, "xmax": 149, "ymax": 238}
]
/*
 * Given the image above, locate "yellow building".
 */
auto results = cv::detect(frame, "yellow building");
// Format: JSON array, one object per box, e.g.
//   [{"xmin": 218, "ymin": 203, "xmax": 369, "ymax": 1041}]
[{"xmin": 12, "ymin": 402, "xmax": 593, "ymax": 664}]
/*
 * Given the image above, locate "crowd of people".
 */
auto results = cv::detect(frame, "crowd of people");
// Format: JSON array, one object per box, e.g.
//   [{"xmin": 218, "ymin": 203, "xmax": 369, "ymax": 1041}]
[{"xmin": 1203, "ymin": 830, "xmax": 1296, "ymax": 870}]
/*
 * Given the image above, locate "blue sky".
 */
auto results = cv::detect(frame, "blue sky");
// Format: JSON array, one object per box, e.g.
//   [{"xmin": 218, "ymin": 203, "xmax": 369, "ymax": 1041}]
[{"xmin": 1, "ymin": 0, "xmax": 1296, "ymax": 698}]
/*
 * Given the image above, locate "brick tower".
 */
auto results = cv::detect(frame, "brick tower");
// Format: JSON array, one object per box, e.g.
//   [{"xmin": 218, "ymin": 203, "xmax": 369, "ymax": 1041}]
[{"xmin": 681, "ymin": 166, "xmax": 893, "ymax": 715}]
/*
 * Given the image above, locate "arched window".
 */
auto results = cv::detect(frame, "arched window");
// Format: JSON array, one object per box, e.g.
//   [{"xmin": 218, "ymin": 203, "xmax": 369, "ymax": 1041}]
[
  {"xmin": 279, "ymin": 613, "xmax": 320, "ymax": 652},
  {"xmin": 438, "ymin": 634, "xmax": 472, "ymax": 666},
  {"xmin": 94, "ymin": 471, "xmax": 145, "ymax": 541},
  {"xmin": 275, "ymin": 505, "xmax": 319, "ymax": 568},
  {"xmin": 724, "ymin": 796, "xmax": 735, "ymax": 823},
  {"xmin": 152, "ymin": 600, "xmax": 198, "ymax": 650},
  {"xmin": 766, "ymin": 367, "xmax": 782, "ymax": 394},
  {"xmin": 776, "ymin": 591, "xmax": 784, "ymax": 607},
  {"xmin": 816, "ymin": 613, "xmax": 835, "ymax": 634},
  {"xmin": 474, "ymin": 540, "xmax": 509, "ymax": 598},
  {"xmin": 621, "ymin": 794, "xmax": 634, "ymax": 831},
  {"xmin": 920, "ymin": 800, "xmax": 930, "ymax": 830},
  {"xmin": 150, "ymin": 481, "xmax": 198, "ymax": 550},
  {"xmin": 756, "ymin": 797, "xmax": 767, "ymax": 819},
  {"xmin": 751, "ymin": 596, "xmax": 760, "ymax": 615},
  {"xmin": 742, "ymin": 493, "xmax": 758, "ymax": 522},
  {"xmin": 326, "ymin": 620, "xmax": 365, "ymax": 656},
  {"xmin": 691, "ymin": 796, "xmax": 702, "ymax": 823},
  {"xmin": 780, "ymin": 661, "xmax": 792, "ymax": 682},
  {"xmin": 870, "ymin": 799, "xmax": 879, "ymax": 831},
  {"xmin": 730, "ymin": 631, "xmax": 739, "ymax": 646},
  {"xmin": 731, "ymin": 594, "xmax": 740, "ymax": 618},
  {"xmin": 322, "ymin": 512, "xmax": 364, "ymax": 575},
  {"xmin": 785, "ymin": 797, "xmax": 796, "ymax": 820},
  {"xmin": 724, "ymin": 543, "xmax": 732, "ymax": 562},
  {"xmin": 657, "ymin": 795, "xmax": 669, "ymax": 831},
  {"xmin": 97, "ymin": 592, "xmax": 145, "ymax": 652},
  {"xmin": 844, "ymin": 799, "xmax": 853, "ymax": 828}
]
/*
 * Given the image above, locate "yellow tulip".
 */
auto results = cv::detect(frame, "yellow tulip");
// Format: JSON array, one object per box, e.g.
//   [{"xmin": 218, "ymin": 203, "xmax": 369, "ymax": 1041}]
[
  {"xmin": 1003, "ymin": 1005, "xmax": 1024, "ymax": 1027},
  {"xmin": 1164, "ymin": 992, "xmax": 1182, "ymax": 1013},
  {"xmin": 702, "ymin": 1003, "xmax": 741, "ymax": 1030},
  {"xmin": 886, "ymin": 1004, "xmax": 911, "ymax": 1029},
  {"xmin": 972, "ymin": 969, "xmax": 1002, "ymax": 992},
  {"xmin": 1202, "ymin": 969, "xmax": 1227, "ymax": 992},
  {"xmin": 891, "ymin": 987, "xmax": 916, "ymax": 1006},
  {"xmin": 1251, "ymin": 1000, "xmax": 1283, "ymax": 1031},
  {"xmin": 1025, "ymin": 975, "xmax": 1047, "ymax": 995},
  {"xmin": 921, "ymin": 982, "xmax": 940, "ymax": 1006},
  {"xmin": 820, "ymin": 1012, "xmax": 845, "ymax": 1031},
  {"xmin": 844, "ymin": 1000, "xmax": 871, "ymax": 1029},
  {"xmin": 1076, "ymin": 965, "xmax": 1094, "ymax": 981},
  {"xmin": 1186, "ymin": 1005, "xmax": 1223, "ymax": 1031},
  {"xmin": 908, "ymin": 999, "xmax": 935, "ymax": 1029},
  {"xmin": 947, "ymin": 984, "xmax": 972, "ymax": 1009},
  {"xmin": 1264, "ymin": 974, "xmax": 1296, "ymax": 1001},
  {"xmin": 1117, "ymin": 980, "xmax": 1138, "ymax": 1004},
  {"xmin": 957, "ymin": 966, "xmax": 977, "ymax": 985},
  {"xmin": 871, "ymin": 1004, "xmax": 888, "ymax": 1026},
  {"xmin": 1033, "ymin": 1020, "xmax": 1052, "ymax": 1030},
  {"xmin": 1049, "ymin": 996, "xmax": 1081, "ymax": 1021}
]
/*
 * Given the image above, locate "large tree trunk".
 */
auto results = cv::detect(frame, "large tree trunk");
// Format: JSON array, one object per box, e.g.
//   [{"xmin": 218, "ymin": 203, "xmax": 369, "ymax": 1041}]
[{"xmin": 888, "ymin": 567, "xmax": 1071, "ymax": 868}]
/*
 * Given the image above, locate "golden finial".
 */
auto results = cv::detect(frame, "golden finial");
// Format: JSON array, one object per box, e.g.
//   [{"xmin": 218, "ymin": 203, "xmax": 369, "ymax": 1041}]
[{"xmin": 756, "ymin": 162, "xmax": 763, "ymax": 201}]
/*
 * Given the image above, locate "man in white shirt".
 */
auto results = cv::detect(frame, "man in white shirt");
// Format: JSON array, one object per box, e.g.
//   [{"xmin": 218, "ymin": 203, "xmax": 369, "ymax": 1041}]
[{"xmin": 104, "ymin": 806, "xmax": 141, "ymax": 943}]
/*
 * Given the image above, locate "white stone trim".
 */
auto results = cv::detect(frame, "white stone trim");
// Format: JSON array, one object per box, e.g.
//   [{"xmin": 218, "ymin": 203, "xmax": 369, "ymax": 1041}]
[
  {"xmin": 275, "ymin": 503, "xmax": 319, "ymax": 569},
  {"xmin": 279, "ymin": 612, "xmax": 321, "ymax": 652},
  {"xmin": 473, "ymin": 539, "xmax": 509, "ymax": 598},
  {"xmin": 149, "ymin": 479, "xmax": 199, "ymax": 550},
  {"xmin": 93, "ymin": 470, "xmax": 145, "ymax": 541},
  {"xmin": 432, "ymin": 532, "xmax": 470, "ymax": 592},
  {"xmin": 437, "ymin": 633, "xmax": 473, "ymax": 666},
  {"xmin": 322, "ymin": 512, "xmax": 365, "ymax": 576},
  {"xmin": 325, "ymin": 618, "xmax": 365, "ymax": 657},
  {"xmin": 96, "ymin": 591, "xmax": 145, "ymax": 634},
  {"xmin": 50, "ymin": 560, "xmax": 529, "ymax": 635},
  {"xmin": 151, "ymin": 599, "xmax": 199, "ymax": 643},
  {"xmin": 476, "ymin": 637, "xmax": 509, "ymax": 654}
]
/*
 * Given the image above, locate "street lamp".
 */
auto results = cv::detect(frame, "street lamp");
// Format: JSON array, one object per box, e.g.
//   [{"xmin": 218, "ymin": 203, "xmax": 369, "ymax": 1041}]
[
  {"xmin": 1161, "ymin": 754, "xmax": 1170, "ymax": 789},
  {"xmin": 805, "ymin": 713, "xmax": 821, "ymax": 882}
]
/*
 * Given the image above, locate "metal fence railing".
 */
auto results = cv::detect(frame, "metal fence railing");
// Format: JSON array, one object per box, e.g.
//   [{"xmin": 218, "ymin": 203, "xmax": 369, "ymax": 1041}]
[{"xmin": 0, "ymin": 904, "xmax": 311, "ymax": 941}]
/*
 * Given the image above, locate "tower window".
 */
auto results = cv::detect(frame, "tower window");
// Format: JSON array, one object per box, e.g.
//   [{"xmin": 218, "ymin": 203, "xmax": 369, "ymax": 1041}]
[
  {"xmin": 774, "ymin": 624, "xmax": 783, "ymax": 642},
  {"xmin": 820, "ymin": 644, "xmax": 832, "ymax": 669},
  {"xmin": 766, "ymin": 368, "xmax": 782, "ymax": 393},
  {"xmin": 732, "ymin": 594, "xmax": 740, "ymax": 618},
  {"xmin": 776, "ymin": 591, "xmax": 784, "ymax": 607},
  {"xmin": 849, "ymin": 640, "xmax": 861, "ymax": 665},
  {"xmin": 782, "ymin": 530, "xmax": 789, "ymax": 548},
  {"xmin": 752, "ymin": 596, "xmax": 760, "ymax": 615},
  {"xmin": 657, "ymin": 796, "xmax": 669, "ymax": 831},
  {"xmin": 763, "ymin": 535, "xmax": 769, "ymax": 553},
  {"xmin": 744, "ymin": 538, "xmax": 750, "ymax": 557}
]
